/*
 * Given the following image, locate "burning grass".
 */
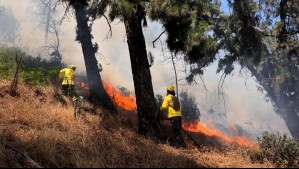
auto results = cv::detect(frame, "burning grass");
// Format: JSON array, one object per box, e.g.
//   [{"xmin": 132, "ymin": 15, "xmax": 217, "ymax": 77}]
[{"xmin": 0, "ymin": 80, "xmax": 274, "ymax": 168}]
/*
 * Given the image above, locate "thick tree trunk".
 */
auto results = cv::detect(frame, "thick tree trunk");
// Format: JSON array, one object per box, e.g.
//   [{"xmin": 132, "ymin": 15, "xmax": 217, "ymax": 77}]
[
  {"xmin": 123, "ymin": 7, "xmax": 161, "ymax": 139},
  {"xmin": 74, "ymin": 5, "xmax": 116, "ymax": 113}
]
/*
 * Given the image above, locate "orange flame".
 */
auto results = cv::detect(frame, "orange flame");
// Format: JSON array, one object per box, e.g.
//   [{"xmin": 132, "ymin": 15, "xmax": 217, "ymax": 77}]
[
  {"xmin": 103, "ymin": 82, "xmax": 137, "ymax": 111},
  {"xmin": 183, "ymin": 120, "xmax": 254, "ymax": 147},
  {"xmin": 76, "ymin": 81, "xmax": 253, "ymax": 147},
  {"xmin": 76, "ymin": 82, "xmax": 89, "ymax": 91},
  {"xmin": 76, "ymin": 81, "xmax": 137, "ymax": 111}
]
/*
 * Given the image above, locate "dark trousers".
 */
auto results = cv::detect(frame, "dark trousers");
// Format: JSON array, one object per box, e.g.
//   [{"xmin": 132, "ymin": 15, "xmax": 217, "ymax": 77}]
[
  {"xmin": 170, "ymin": 116, "xmax": 185, "ymax": 146},
  {"xmin": 62, "ymin": 84, "xmax": 77, "ymax": 98}
]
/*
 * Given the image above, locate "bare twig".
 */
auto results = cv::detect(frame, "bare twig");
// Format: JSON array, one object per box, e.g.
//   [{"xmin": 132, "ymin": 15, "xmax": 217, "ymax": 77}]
[
  {"xmin": 217, "ymin": 72, "xmax": 227, "ymax": 117},
  {"xmin": 159, "ymin": 39, "xmax": 168, "ymax": 61},
  {"xmin": 220, "ymin": 73, "xmax": 227, "ymax": 117},
  {"xmin": 239, "ymin": 68, "xmax": 251, "ymax": 91},
  {"xmin": 102, "ymin": 14, "xmax": 112, "ymax": 40},
  {"xmin": 48, "ymin": 20, "xmax": 61, "ymax": 50},
  {"xmin": 96, "ymin": 52, "xmax": 110, "ymax": 66},
  {"xmin": 217, "ymin": 72, "xmax": 225, "ymax": 104},
  {"xmin": 59, "ymin": 2, "xmax": 71, "ymax": 25},
  {"xmin": 153, "ymin": 30, "xmax": 166, "ymax": 48},
  {"xmin": 199, "ymin": 75, "xmax": 208, "ymax": 100}
]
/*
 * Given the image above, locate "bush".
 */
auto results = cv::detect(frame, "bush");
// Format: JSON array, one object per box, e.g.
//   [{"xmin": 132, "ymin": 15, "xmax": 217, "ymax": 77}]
[
  {"xmin": 0, "ymin": 47, "xmax": 24, "ymax": 79},
  {"xmin": 250, "ymin": 131, "xmax": 299, "ymax": 168},
  {"xmin": 48, "ymin": 66, "xmax": 62, "ymax": 85},
  {"xmin": 0, "ymin": 54, "xmax": 15, "ymax": 79},
  {"xmin": 0, "ymin": 46, "xmax": 66, "ymax": 86},
  {"xmin": 21, "ymin": 68, "xmax": 47, "ymax": 86},
  {"xmin": 180, "ymin": 91, "xmax": 201, "ymax": 122}
]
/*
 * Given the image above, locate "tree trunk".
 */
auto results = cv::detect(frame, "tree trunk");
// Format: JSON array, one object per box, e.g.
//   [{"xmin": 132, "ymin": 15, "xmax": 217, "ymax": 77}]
[
  {"xmin": 123, "ymin": 7, "xmax": 161, "ymax": 139},
  {"xmin": 74, "ymin": 5, "xmax": 116, "ymax": 113}
]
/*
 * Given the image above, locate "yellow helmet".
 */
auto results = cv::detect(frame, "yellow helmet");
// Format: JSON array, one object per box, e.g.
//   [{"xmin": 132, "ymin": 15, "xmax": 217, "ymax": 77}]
[
  {"xmin": 167, "ymin": 85, "xmax": 175, "ymax": 92},
  {"xmin": 69, "ymin": 65, "xmax": 76, "ymax": 70}
]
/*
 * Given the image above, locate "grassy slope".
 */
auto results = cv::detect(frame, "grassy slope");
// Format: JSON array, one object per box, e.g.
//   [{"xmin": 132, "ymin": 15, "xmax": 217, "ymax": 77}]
[{"xmin": 0, "ymin": 80, "xmax": 273, "ymax": 168}]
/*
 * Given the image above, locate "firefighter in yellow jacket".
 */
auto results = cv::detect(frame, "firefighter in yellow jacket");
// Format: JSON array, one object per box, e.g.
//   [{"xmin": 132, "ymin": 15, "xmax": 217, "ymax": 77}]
[
  {"xmin": 59, "ymin": 65, "xmax": 78, "ymax": 101},
  {"xmin": 160, "ymin": 85, "xmax": 185, "ymax": 147}
]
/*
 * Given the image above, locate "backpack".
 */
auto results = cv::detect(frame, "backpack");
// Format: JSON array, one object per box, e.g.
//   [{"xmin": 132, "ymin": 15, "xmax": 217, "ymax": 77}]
[{"xmin": 172, "ymin": 96, "xmax": 181, "ymax": 111}]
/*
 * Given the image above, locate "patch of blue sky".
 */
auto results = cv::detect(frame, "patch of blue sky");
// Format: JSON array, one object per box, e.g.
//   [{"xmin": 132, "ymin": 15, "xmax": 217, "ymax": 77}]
[{"xmin": 220, "ymin": 0, "xmax": 231, "ymax": 14}]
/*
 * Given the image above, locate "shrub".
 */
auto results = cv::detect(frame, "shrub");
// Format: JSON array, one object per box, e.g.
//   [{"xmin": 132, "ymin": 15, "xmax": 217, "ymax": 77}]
[
  {"xmin": 180, "ymin": 91, "xmax": 201, "ymax": 122},
  {"xmin": 0, "ymin": 47, "xmax": 23, "ymax": 79},
  {"xmin": 0, "ymin": 46, "xmax": 66, "ymax": 86},
  {"xmin": 21, "ymin": 68, "xmax": 47, "ymax": 86},
  {"xmin": 250, "ymin": 131, "xmax": 299, "ymax": 168},
  {"xmin": 48, "ymin": 66, "xmax": 62, "ymax": 85},
  {"xmin": 0, "ymin": 54, "xmax": 15, "ymax": 79}
]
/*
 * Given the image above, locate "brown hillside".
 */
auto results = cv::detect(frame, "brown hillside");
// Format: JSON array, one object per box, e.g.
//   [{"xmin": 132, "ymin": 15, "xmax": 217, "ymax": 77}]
[{"xmin": 0, "ymin": 80, "xmax": 273, "ymax": 168}]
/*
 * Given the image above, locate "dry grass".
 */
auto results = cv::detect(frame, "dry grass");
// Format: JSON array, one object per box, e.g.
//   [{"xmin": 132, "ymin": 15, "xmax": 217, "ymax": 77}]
[{"xmin": 0, "ymin": 80, "xmax": 274, "ymax": 168}]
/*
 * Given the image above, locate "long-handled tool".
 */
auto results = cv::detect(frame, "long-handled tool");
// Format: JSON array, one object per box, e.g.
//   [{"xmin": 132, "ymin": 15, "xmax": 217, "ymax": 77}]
[
  {"xmin": 158, "ymin": 112, "xmax": 203, "ymax": 149},
  {"xmin": 181, "ymin": 127, "xmax": 203, "ymax": 150}
]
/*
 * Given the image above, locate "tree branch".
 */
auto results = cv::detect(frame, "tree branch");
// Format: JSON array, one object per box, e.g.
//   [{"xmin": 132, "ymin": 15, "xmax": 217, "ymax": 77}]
[
  {"xmin": 159, "ymin": 39, "xmax": 167, "ymax": 60},
  {"xmin": 59, "ymin": 2, "xmax": 71, "ymax": 25},
  {"xmin": 199, "ymin": 75, "xmax": 208, "ymax": 100},
  {"xmin": 85, "ymin": 0, "xmax": 103, "ymax": 23},
  {"xmin": 152, "ymin": 30, "xmax": 166, "ymax": 48},
  {"xmin": 216, "ymin": 71, "xmax": 227, "ymax": 117},
  {"xmin": 96, "ymin": 52, "xmax": 110, "ymax": 66},
  {"xmin": 103, "ymin": 14, "xmax": 112, "ymax": 40},
  {"xmin": 239, "ymin": 68, "xmax": 251, "ymax": 91}
]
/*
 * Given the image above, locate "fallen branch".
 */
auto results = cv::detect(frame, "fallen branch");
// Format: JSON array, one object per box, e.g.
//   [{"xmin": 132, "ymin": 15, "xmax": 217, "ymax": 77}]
[{"xmin": 3, "ymin": 142, "xmax": 42, "ymax": 168}]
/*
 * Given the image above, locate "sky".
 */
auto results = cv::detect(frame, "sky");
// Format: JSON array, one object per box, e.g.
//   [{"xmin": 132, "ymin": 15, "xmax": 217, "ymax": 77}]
[
  {"xmin": 220, "ymin": 0, "xmax": 231, "ymax": 14},
  {"xmin": 0, "ymin": 0, "xmax": 292, "ymax": 139}
]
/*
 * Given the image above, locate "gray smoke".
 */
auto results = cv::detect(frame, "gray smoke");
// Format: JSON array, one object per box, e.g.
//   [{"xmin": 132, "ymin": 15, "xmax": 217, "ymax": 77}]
[{"xmin": 0, "ymin": 5, "xmax": 19, "ymax": 44}]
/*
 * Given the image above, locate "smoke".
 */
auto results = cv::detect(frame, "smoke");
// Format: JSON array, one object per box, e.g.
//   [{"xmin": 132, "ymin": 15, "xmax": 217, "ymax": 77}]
[
  {"xmin": 0, "ymin": 4, "xmax": 19, "ymax": 44},
  {"xmin": 0, "ymin": 0, "xmax": 292, "ymax": 140},
  {"xmin": 193, "ymin": 63, "xmax": 292, "ymax": 138}
]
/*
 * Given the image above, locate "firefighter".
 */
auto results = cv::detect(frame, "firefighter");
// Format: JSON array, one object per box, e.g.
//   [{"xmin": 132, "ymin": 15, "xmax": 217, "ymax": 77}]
[
  {"xmin": 59, "ymin": 65, "xmax": 78, "ymax": 102},
  {"xmin": 160, "ymin": 85, "xmax": 185, "ymax": 147}
]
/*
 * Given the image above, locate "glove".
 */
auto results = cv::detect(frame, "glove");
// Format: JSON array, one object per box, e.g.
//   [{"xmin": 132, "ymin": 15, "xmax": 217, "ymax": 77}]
[{"xmin": 72, "ymin": 97, "xmax": 78, "ymax": 102}]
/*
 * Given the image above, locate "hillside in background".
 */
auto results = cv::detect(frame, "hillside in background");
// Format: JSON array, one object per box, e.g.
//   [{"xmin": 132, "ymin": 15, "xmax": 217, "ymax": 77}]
[{"xmin": 0, "ymin": 79, "xmax": 273, "ymax": 168}]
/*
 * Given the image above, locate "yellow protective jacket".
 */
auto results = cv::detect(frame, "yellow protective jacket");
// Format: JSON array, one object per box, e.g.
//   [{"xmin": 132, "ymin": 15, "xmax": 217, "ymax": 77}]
[
  {"xmin": 59, "ymin": 68, "xmax": 76, "ymax": 85},
  {"xmin": 160, "ymin": 94, "xmax": 182, "ymax": 118}
]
